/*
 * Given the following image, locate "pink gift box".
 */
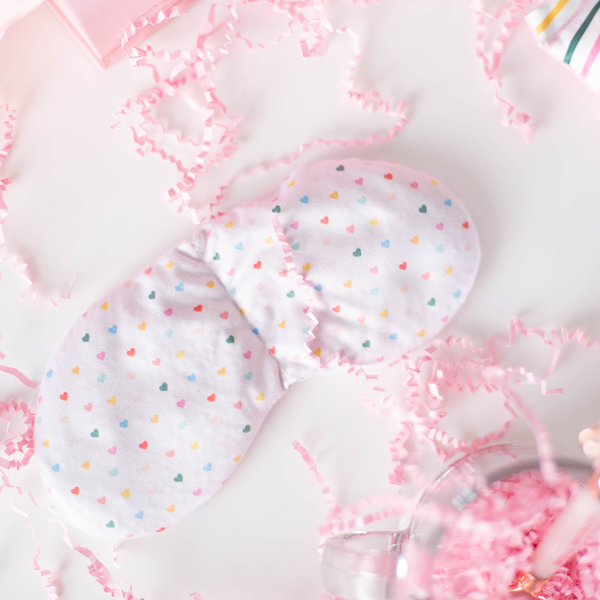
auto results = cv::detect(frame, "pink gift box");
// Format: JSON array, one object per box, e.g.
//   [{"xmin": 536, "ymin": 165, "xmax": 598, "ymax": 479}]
[{"xmin": 47, "ymin": 0, "xmax": 197, "ymax": 69}]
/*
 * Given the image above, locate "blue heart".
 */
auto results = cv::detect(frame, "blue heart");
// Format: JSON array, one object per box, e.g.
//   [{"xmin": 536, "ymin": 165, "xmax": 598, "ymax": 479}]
[
  {"xmin": 91, "ymin": 429, "xmax": 99, "ymax": 437},
  {"xmin": 109, "ymin": 325, "xmax": 117, "ymax": 334},
  {"xmin": 444, "ymin": 199, "xmax": 452, "ymax": 207},
  {"xmin": 97, "ymin": 374, "xmax": 106, "ymax": 383},
  {"xmin": 187, "ymin": 373, "xmax": 196, "ymax": 382},
  {"xmin": 109, "ymin": 468, "xmax": 118, "ymax": 476},
  {"xmin": 159, "ymin": 382, "xmax": 168, "ymax": 391},
  {"xmin": 135, "ymin": 511, "xmax": 144, "ymax": 519},
  {"xmin": 82, "ymin": 333, "xmax": 90, "ymax": 342},
  {"xmin": 251, "ymin": 327, "xmax": 259, "ymax": 335},
  {"xmin": 148, "ymin": 291, "xmax": 156, "ymax": 299},
  {"xmin": 106, "ymin": 521, "xmax": 115, "ymax": 528},
  {"xmin": 174, "ymin": 474, "xmax": 183, "ymax": 482},
  {"xmin": 454, "ymin": 290, "xmax": 461, "ymax": 298},
  {"xmin": 213, "ymin": 253, "xmax": 220, "ymax": 260},
  {"xmin": 428, "ymin": 297, "xmax": 436, "ymax": 306},
  {"xmin": 165, "ymin": 330, "xmax": 173, "ymax": 338},
  {"xmin": 226, "ymin": 335, "xmax": 235, "ymax": 344},
  {"xmin": 436, "ymin": 244, "xmax": 444, "ymax": 253},
  {"xmin": 230, "ymin": 288, "xmax": 236, "ymax": 295},
  {"xmin": 291, "ymin": 242, "xmax": 300, "ymax": 250},
  {"xmin": 389, "ymin": 332, "xmax": 398, "ymax": 340},
  {"xmin": 381, "ymin": 240, "xmax": 390, "ymax": 248},
  {"xmin": 235, "ymin": 242, "xmax": 244, "ymax": 250},
  {"xmin": 244, "ymin": 372, "xmax": 253, "ymax": 381},
  {"xmin": 36, "ymin": 417, "xmax": 42, "ymax": 425},
  {"xmin": 300, "ymin": 196, "xmax": 309, "ymax": 203},
  {"xmin": 242, "ymin": 425, "xmax": 251, "ymax": 433},
  {"xmin": 357, "ymin": 196, "xmax": 367, "ymax": 205},
  {"xmin": 287, "ymin": 290, "xmax": 295, "ymax": 298},
  {"xmin": 272, "ymin": 205, "xmax": 281, "ymax": 213},
  {"xmin": 203, "ymin": 463, "xmax": 212, "ymax": 472},
  {"xmin": 119, "ymin": 420, "xmax": 128, "ymax": 428},
  {"xmin": 178, "ymin": 421, "xmax": 187, "ymax": 429},
  {"xmin": 370, "ymin": 288, "xmax": 378, "ymax": 295},
  {"xmin": 51, "ymin": 464, "xmax": 60, "ymax": 472},
  {"xmin": 314, "ymin": 284, "xmax": 323, "ymax": 291},
  {"xmin": 175, "ymin": 283, "xmax": 184, "ymax": 292},
  {"xmin": 302, "ymin": 327, "xmax": 310, "ymax": 335},
  {"xmin": 46, "ymin": 369, "xmax": 53, "ymax": 378}
]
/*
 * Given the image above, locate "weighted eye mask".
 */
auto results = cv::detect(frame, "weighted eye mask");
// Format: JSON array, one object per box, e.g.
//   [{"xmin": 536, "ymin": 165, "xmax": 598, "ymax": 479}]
[{"xmin": 35, "ymin": 159, "xmax": 481, "ymax": 537}]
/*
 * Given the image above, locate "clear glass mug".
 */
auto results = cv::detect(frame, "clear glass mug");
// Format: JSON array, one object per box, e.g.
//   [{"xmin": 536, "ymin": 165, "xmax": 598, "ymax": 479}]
[{"xmin": 322, "ymin": 444, "xmax": 591, "ymax": 600}]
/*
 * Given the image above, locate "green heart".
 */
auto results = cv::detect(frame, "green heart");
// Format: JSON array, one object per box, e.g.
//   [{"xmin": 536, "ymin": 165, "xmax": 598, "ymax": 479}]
[
  {"xmin": 272, "ymin": 205, "xmax": 281, "ymax": 213},
  {"xmin": 82, "ymin": 333, "xmax": 90, "ymax": 342},
  {"xmin": 287, "ymin": 290, "xmax": 295, "ymax": 298},
  {"xmin": 159, "ymin": 382, "xmax": 168, "ymax": 391},
  {"xmin": 213, "ymin": 253, "xmax": 220, "ymax": 260},
  {"xmin": 174, "ymin": 474, "xmax": 183, "ymax": 482},
  {"xmin": 419, "ymin": 205, "xmax": 427, "ymax": 213},
  {"xmin": 362, "ymin": 340, "xmax": 371, "ymax": 348},
  {"xmin": 148, "ymin": 291, "xmax": 156, "ymax": 299},
  {"xmin": 336, "ymin": 165, "xmax": 345, "ymax": 171},
  {"xmin": 91, "ymin": 429, "xmax": 99, "ymax": 438},
  {"xmin": 428, "ymin": 298, "xmax": 436, "ymax": 306},
  {"xmin": 226, "ymin": 335, "xmax": 235, "ymax": 344},
  {"xmin": 353, "ymin": 248, "xmax": 362, "ymax": 257},
  {"xmin": 242, "ymin": 425, "xmax": 251, "ymax": 433},
  {"xmin": 106, "ymin": 521, "xmax": 115, "ymax": 528}
]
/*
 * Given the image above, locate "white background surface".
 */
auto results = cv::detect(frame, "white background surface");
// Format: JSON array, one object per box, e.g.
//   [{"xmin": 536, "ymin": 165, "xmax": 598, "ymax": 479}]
[{"xmin": 2, "ymin": 1, "xmax": 600, "ymax": 598}]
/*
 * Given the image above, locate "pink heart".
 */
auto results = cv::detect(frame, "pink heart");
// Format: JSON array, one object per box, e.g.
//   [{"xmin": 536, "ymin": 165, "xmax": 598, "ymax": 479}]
[
  {"xmin": 279, "ymin": 270, "xmax": 288, "ymax": 277},
  {"xmin": 248, "ymin": 218, "xmax": 256, "ymax": 225},
  {"xmin": 355, "ymin": 178, "xmax": 363, "ymax": 185},
  {"xmin": 346, "ymin": 225, "xmax": 355, "ymax": 233},
  {"xmin": 152, "ymin": 358, "xmax": 161, "ymax": 366},
  {"xmin": 227, "ymin": 269, "xmax": 235, "ymax": 276},
  {"xmin": 435, "ymin": 223, "xmax": 444, "ymax": 231},
  {"xmin": 422, "ymin": 272, "xmax": 430, "ymax": 280},
  {"xmin": 400, "ymin": 284, "xmax": 408, "ymax": 293},
  {"xmin": 123, "ymin": 281, "xmax": 132, "ymax": 288},
  {"xmin": 243, "ymin": 351, "xmax": 252, "ymax": 359},
  {"xmin": 166, "ymin": 449, "xmax": 175, "ymax": 458},
  {"xmin": 128, "ymin": 372, "xmax": 137, "ymax": 379},
  {"xmin": 410, "ymin": 182, "xmax": 418, "ymax": 189},
  {"xmin": 323, "ymin": 238, "xmax": 331, "ymax": 246},
  {"xmin": 97, "ymin": 497, "xmax": 106, "ymax": 504},
  {"xmin": 293, "ymin": 355, "xmax": 300, "ymax": 361},
  {"xmin": 388, "ymin": 193, "xmax": 397, "ymax": 201},
  {"xmin": 60, "ymin": 416, "xmax": 69, "ymax": 424},
  {"xmin": 97, "ymin": 352, "xmax": 105, "ymax": 360},
  {"xmin": 357, "ymin": 315, "xmax": 366, "ymax": 323},
  {"xmin": 193, "ymin": 489, "xmax": 203, "ymax": 496},
  {"xmin": 376, "ymin": 356, "xmax": 385, "ymax": 362},
  {"xmin": 256, "ymin": 282, "xmax": 264, "ymax": 290},
  {"xmin": 220, "ymin": 311, "xmax": 229, "ymax": 319},
  {"xmin": 303, "ymin": 307, "xmax": 309, "ymax": 313},
  {"xmin": 124, "ymin": 301, "xmax": 133, "ymax": 310},
  {"xmin": 84, "ymin": 403, "xmax": 93, "ymax": 412},
  {"xmin": 290, "ymin": 221, "xmax": 299, "ymax": 229},
  {"xmin": 234, "ymin": 401, "xmax": 242, "ymax": 409},
  {"xmin": 142, "ymin": 463, "xmax": 150, "ymax": 472},
  {"xmin": 108, "ymin": 446, "xmax": 117, "ymax": 454},
  {"xmin": 164, "ymin": 308, "xmax": 173, "ymax": 316},
  {"xmin": 369, "ymin": 266, "xmax": 378, "ymax": 274},
  {"xmin": 442, "ymin": 315, "xmax": 449, "ymax": 323},
  {"xmin": 177, "ymin": 399, "xmax": 186, "ymax": 408},
  {"xmin": 465, "ymin": 243, "xmax": 471, "ymax": 251}
]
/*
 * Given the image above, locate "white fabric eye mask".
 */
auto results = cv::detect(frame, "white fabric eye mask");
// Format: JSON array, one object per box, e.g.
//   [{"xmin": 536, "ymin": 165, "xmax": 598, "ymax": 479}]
[{"xmin": 35, "ymin": 159, "xmax": 481, "ymax": 537}]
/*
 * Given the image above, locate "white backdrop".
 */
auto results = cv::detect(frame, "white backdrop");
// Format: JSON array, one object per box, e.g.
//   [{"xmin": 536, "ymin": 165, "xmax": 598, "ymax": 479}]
[{"xmin": 2, "ymin": 1, "xmax": 600, "ymax": 598}]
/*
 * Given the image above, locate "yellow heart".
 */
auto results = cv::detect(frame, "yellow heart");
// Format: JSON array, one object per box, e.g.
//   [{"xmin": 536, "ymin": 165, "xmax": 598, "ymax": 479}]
[
  {"xmin": 302, "ymin": 263, "xmax": 311, "ymax": 271},
  {"xmin": 138, "ymin": 322, "xmax": 146, "ymax": 331},
  {"xmin": 330, "ymin": 191, "xmax": 339, "ymax": 199},
  {"xmin": 42, "ymin": 439, "xmax": 49, "ymax": 448},
  {"xmin": 165, "ymin": 260, "xmax": 174, "ymax": 269},
  {"xmin": 380, "ymin": 309, "xmax": 389, "ymax": 318},
  {"xmin": 234, "ymin": 454, "xmax": 242, "ymax": 462},
  {"xmin": 369, "ymin": 218, "xmax": 378, "ymax": 226},
  {"xmin": 72, "ymin": 366, "xmax": 80, "ymax": 374},
  {"xmin": 343, "ymin": 280, "xmax": 352, "ymax": 288},
  {"xmin": 445, "ymin": 266, "xmax": 453, "ymax": 275},
  {"xmin": 81, "ymin": 461, "xmax": 90, "ymax": 470},
  {"xmin": 240, "ymin": 308, "xmax": 247, "ymax": 315},
  {"xmin": 166, "ymin": 504, "xmax": 175, "ymax": 512},
  {"xmin": 278, "ymin": 320, "xmax": 286, "ymax": 329},
  {"xmin": 313, "ymin": 348, "xmax": 322, "ymax": 357},
  {"xmin": 218, "ymin": 367, "xmax": 226, "ymax": 376},
  {"xmin": 265, "ymin": 236, "xmax": 273, "ymax": 244},
  {"xmin": 410, "ymin": 236, "xmax": 419, "ymax": 245},
  {"xmin": 206, "ymin": 280, "xmax": 215, "ymax": 288},
  {"xmin": 417, "ymin": 329, "xmax": 425, "ymax": 337},
  {"xmin": 100, "ymin": 302, "xmax": 109, "ymax": 310},
  {"xmin": 190, "ymin": 441, "xmax": 199, "ymax": 450},
  {"xmin": 107, "ymin": 396, "xmax": 117, "ymax": 405},
  {"xmin": 256, "ymin": 392, "xmax": 265, "ymax": 401},
  {"xmin": 288, "ymin": 180, "xmax": 296, "ymax": 187},
  {"xmin": 225, "ymin": 221, "xmax": 233, "ymax": 228},
  {"xmin": 176, "ymin": 350, "xmax": 184, "ymax": 359},
  {"xmin": 121, "ymin": 489, "xmax": 130, "ymax": 498},
  {"xmin": 430, "ymin": 179, "xmax": 437, "ymax": 185},
  {"xmin": 150, "ymin": 414, "xmax": 159, "ymax": 423}
]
